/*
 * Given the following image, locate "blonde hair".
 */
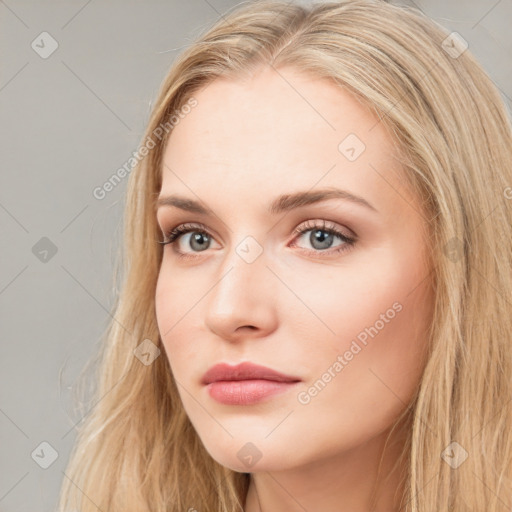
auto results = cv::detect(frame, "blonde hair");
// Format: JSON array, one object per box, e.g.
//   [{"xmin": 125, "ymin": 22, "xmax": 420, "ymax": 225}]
[{"xmin": 57, "ymin": 1, "xmax": 512, "ymax": 510}]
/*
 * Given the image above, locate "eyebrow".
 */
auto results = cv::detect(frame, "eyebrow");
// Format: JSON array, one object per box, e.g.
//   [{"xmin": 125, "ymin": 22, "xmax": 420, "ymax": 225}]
[{"xmin": 156, "ymin": 187, "xmax": 378, "ymax": 215}]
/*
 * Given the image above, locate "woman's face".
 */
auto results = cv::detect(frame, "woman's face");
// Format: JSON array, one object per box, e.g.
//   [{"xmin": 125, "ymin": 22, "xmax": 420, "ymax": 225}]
[{"xmin": 155, "ymin": 65, "xmax": 434, "ymax": 472}]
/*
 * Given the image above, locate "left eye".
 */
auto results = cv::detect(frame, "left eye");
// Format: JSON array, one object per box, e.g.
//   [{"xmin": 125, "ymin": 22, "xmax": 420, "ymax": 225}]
[
  {"xmin": 159, "ymin": 220, "xmax": 356, "ymax": 258},
  {"xmin": 292, "ymin": 225, "xmax": 354, "ymax": 252}
]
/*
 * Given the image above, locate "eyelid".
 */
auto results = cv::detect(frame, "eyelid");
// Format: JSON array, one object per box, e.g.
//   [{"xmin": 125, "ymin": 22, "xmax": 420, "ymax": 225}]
[
  {"xmin": 159, "ymin": 219, "xmax": 351, "ymax": 243},
  {"xmin": 291, "ymin": 218, "xmax": 355, "ymax": 240},
  {"xmin": 159, "ymin": 219, "xmax": 357, "ymax": 259},
  {"xmin": 160, "ymin": 222, "xmax": 219, "ymax": 245}
]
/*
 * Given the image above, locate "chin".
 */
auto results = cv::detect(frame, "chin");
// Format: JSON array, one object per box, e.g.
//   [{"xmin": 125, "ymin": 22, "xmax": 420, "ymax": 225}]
[{"xmin": 198, "ymin": 434, "xmax": 297, "ymax": 473}]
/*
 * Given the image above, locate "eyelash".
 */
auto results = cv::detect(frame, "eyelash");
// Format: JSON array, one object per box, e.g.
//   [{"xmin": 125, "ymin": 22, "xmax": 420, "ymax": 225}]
[{"xmin": 158, "ymin": 220, "xmax": 356, "ymax": 260}]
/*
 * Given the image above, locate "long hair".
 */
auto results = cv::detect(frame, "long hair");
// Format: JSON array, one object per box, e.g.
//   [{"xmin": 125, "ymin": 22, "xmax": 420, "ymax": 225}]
[{"xmin": 56, "ymin": 1, "xmax": 512, "ymax": 510}]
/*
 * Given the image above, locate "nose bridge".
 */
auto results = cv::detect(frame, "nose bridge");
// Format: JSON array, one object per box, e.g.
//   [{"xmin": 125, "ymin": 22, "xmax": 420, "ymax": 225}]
[
  {"xmin": 204, "ymin": 233, "xmax": 275, "ymax": 333},
  {"xmin": 213, "ymin": 234, "xmax": 269, "ymax": 307}
]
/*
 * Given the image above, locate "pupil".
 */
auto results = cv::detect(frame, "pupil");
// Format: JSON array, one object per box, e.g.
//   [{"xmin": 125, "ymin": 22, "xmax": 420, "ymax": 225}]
[
  {"xmin": 191, "ymin": 232, "xmax": 209, "ymax": 251},
  {"xmin": 312, "ymin": 229, "xmax": 333, "ymax": 249}
]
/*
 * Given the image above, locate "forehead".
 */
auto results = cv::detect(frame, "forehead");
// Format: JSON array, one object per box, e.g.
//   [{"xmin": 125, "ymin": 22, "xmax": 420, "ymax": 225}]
[{"xmin": 160, "ymin": 66, "xmax": 407, "ymax": 213}]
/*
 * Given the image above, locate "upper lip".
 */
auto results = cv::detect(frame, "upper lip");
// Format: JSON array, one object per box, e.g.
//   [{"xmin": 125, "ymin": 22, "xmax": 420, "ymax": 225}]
[{"xmin": 201, "ymin": 362, "xmax": 301, "ymax": 385}]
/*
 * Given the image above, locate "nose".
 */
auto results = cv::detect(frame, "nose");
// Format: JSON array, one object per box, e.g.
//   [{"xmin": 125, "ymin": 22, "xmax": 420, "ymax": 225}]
[{"xmin": 204, "ymin": 244, "xmax": 278, "ymax": 343}]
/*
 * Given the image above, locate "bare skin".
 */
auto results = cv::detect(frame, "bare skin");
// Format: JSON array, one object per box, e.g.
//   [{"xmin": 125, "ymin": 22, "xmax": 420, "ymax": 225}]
[{"xmin": 155, "ymin": 65, "xmax": 434, "ymax": 512}]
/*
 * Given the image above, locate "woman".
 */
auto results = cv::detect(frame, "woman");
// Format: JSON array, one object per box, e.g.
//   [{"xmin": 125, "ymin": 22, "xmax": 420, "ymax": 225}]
[{"xmin": 57, "ymin": 1, "xmax": 512, "ymax": 511}]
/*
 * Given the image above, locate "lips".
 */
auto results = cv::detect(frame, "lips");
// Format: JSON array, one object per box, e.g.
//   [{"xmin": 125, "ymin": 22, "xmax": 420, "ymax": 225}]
[
  {"xmin": 201, "ymin": 362, "xmax": 302, "ymax": 406},
  {"xmin": 201, "ymin": 361, "xmax": 301, "ymax": 385}
]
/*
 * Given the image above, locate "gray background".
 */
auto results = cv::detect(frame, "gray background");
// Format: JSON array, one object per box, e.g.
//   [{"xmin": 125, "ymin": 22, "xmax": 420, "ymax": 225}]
[{"xmin": 0, "ymin": 1, "xmax": 510, "ymax": 511}]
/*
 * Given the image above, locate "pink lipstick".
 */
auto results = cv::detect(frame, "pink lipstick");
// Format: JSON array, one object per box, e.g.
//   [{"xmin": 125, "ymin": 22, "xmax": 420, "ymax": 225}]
[{"xmin": 201, "ymin": 362, "xmax": 301, "ymax": 405}]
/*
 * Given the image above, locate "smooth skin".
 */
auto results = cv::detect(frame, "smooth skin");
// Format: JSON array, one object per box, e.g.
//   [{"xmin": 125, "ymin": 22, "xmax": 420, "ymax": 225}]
[{"xmin": 155, "ymin": 65, "xmax": 435, "ymax": 512}]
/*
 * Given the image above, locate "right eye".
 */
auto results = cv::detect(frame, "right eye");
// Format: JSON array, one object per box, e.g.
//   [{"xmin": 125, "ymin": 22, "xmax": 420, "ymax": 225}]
[{"xmin": 158, "ymin": 222, "xmax": 220, "ymax": 258}]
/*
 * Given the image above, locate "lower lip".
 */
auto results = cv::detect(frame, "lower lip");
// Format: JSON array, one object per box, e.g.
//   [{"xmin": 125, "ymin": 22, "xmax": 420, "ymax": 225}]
[{"xmin": 206, "ymin": 379, "xmax": 299, "ymax": 405}]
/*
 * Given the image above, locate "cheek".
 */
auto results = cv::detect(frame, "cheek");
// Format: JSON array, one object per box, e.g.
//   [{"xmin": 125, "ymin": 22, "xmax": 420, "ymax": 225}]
[
  {"xmin": 293, "ymin": 244, "xmax": 433, "ymax": 424},
  {"xmin": 300, "ymin": 287, "xmax": 431, "ymax": 444},
  {"xmin": 155, "ymin": 259, "xmax": 201, "ymax": 334},
  {"xmin": 155, "ymin": 267, "xmax": 173, "ymax": 340},
  {"xmin": 154, "ymin": 264, "xmax": 195, "ymax": 375}
]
